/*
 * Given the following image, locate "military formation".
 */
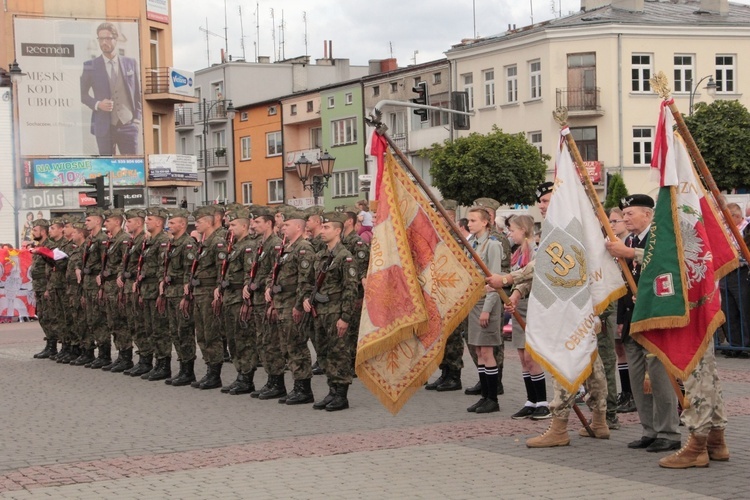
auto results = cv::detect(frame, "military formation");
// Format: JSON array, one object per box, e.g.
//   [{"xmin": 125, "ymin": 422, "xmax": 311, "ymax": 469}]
[{"xmin": 28, "ymin": 203, "xmax": 368, "ymax": 412}]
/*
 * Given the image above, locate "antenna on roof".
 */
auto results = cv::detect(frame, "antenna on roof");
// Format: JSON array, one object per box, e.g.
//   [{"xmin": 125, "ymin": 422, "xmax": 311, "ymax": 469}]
[
  {"xmin": 270, "ymin": 8, "xmax": 276, "ymax": 62},
  {"xmin": 389, "ymin": 41, "xmax": 393, "ymax": 59},
  {"xmin": 303, "ymin": 11, "xmax": 308, "ymax": 57},
  {"xmin": 239, "ymin": 5, "xmax": 247, "ymax": 60},
  {"xmin": 255, "ymin": 2, "xmax": 260, "ymax": 62},
  {"xmin": 279, "ymin": 9, "xmax": 286, "ymax": 60}
]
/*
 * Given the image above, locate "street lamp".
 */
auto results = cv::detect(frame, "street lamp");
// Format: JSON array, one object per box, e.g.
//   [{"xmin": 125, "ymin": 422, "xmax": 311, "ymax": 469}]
[
  {"xmin": 688, "ymin": 75, "xmax": 717, "ymax": 116},
  {"xmin": 295, "ymin": 150, "xmax": 335, "ymax": 207},
  {"xmin": 8, "ymin": 60, "xmax": 25, "ymax": 247},
  {"xmin": 201, "ymin": 97, "xmax": 235, "ymax": 204}
]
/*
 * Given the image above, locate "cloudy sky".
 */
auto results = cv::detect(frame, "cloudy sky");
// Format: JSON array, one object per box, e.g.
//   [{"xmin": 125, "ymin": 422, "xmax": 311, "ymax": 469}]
[{"xmin": 172, "ymin": 0, "xmax": 586, "ymax": 70}]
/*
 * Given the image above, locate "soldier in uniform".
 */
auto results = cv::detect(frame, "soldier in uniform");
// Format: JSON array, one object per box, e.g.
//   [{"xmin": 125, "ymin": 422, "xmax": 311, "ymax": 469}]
[
  {"xmin": 304, "ymin": 206, "xmax": 326, "ymax": 375},
  {"xmin": 341, "ymin": 206, "xmax": 370, "ymax": 370},
  {"xmin": 72, "ymin": 208, "xmax": 108, "ymax": 366},
  {"xmin": 217, "ymin": 207, "xmax": 259, "ymax": 395},
  {"xmin": 120, "ymin": 209, "xmax": 150, "ymax": 376},
  {"xmin": 97, "ymin": 209, "xmax": 132, "ymax": 370},
  {"xmin": 303, "ymin": 212, "xmax": 359, "ymax": 411},
  {"xmin": 43, "ymin": 218, "xmax": 69, "ymax": 361},
  {"xmin": 138, "ymin": 208, "xmax": 172, "ymax": 381},
  {"xmin": 187, "ymin": 206, "xmax": 227, "ymax": 390},
  {"xmin": 266, "ymin": 210, "xmax": 315, "ymax": 404},
  {"xmin": 61, "ymin": 219, "xmax": 87, "ymax": 364},
  {"xmin": 243, "ymin": 207, "xmax": 285, "ymax": 399},
  {"xmin": 163, "ymin": 208, "xmax": 198, "ymax": 386},
  {"xmin": 29, "ymin": 219, "xmax": 57, "ymax": 359}
]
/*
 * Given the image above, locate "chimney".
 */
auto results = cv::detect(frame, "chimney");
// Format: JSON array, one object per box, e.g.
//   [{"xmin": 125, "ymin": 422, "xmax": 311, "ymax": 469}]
[
  {"xmin": 380, "ymin": 58, "xmax": 397, "ymax": 73},
  {"xmin": 700, "ymin": 0, "xmax": 729, "ymax": 15},
  {"xmin": 581, "ymin": 0, "xmax": 611, "ymax": 11},
  {"xmin": 329, "ymin": 41, "xmax": 333, "ymax": 59},
  {"xmin": 258, "ymin": 56, "xmax": 271, "ymax": 64},
  {"xmin": 323, "ymin": 40, "xmax": 328, "ymax": 59},
  {"xmin": 612, "ymin": 0, "xmax": 644, "ymax": 12}
]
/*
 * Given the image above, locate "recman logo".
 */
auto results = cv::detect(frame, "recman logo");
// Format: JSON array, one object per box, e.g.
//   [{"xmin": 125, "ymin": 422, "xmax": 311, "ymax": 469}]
[
  {"xmin": 21, "ymin": 43, "xmax": 76, "ymax": 58},
  {"xmin": 170, "ymin": 70, "xmax": 192, "ymax": 88}
]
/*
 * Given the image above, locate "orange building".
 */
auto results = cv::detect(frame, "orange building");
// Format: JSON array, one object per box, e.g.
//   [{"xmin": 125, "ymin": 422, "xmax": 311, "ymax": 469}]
[{"xmin": 233, "ymin": 99, "xmax": 283, "ymax": 206}]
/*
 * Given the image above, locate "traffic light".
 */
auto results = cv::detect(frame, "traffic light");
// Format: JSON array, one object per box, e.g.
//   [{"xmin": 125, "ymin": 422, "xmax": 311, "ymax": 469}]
[
  {"xmin": 84, "ymin": 175, "xmax": 106, "ymax": 208},
  {"xmin": 411, "ymin": 81, "xmax": 429, "ymax": 122},
  {"xmin": 451, "ymin": 91, "xmax": 471, "ymax": 131}
]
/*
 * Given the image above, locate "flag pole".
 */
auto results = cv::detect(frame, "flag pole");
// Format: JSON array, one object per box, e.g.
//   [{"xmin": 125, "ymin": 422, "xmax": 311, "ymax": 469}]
[
  {"xmin": 371, "ymin": 124, "xmax": 527, "ymax": 330},
  {"xmin": 553, "ymin": 107, "xmax": 638, "ymax": 296},
  {"xmin": 650, "ymin": 71, "xmax": 750, "ymax": 265}
]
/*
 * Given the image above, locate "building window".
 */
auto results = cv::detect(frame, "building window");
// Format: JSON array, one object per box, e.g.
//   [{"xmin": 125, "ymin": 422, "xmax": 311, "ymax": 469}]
[
  {"xmin": 240, "ymin": 136, "xmax": 251, "ymax": 161},
  {"xmin": 631, "ymin": 54, "xmax": 652, "ymax": 93},
  {"xmin": 266, "ymin": 131, "xmax": 282, "ymax": 156},
  {"xmin": 433, "ymin": 72, "xmax": 442, "ymax": 84},
  {"xmin": 327, "ymin": 96, "xmax": 335, "ymax": 108},
  {"xmin": 372, "ymin": 86, "xmax": 380, "ymax": 97},
  {"xmin": 180, "ymin": 136, "xmax": 187, "ymax": 155},
  {"xmin": 715, "ymin": 55, "xmax": 735, "ymax": 93},
  {"xmin": 632, "ymin": 127, "xmax": 653, "ymax": 166},
  {"xmin": 332, "ymin": 170, "xmax": 358, "ymax": 197},
  {"xmin": 268, "ymin": 105, "xmax": 277, "ymax": 116},
  {"xmin": 429, "ymin": 91, "xmax": 450, "ymax": 127},
  {"xmin": 331, "ymin": 117, "xmax": 358, "ymax": 146},
  {"xmin": 390, "ymin": 81, "xmax": 398, "ymax": 93},
  {"xmin": 307, "ymin": 100, "xmax": 314, "ymax": 112},
  {"xmin": 483, "ymin": 69, "xmax": 495, "ymax": 106},
  {"xmin": 214, "ymin": 180, "xmax": 227, "ymax": 201},
  {"xmin": 268, "ymin": 179, "xmax": 283, "ymax": 204},
  {"xmin": 528, "ymin": 131, "xmax": 543, "ymax": 155},
  {"xmin": 290, "ymin": 104, "xmax": 297, "ymax": 115},
  {"xmin": 529, "ymin": 61, "xmax": 541, "ymax": 100},
  {"xmin": 673, "ymin": 55, "xmax": 694, "ymax": 93},
  {"xmin": 505, "ymin": 66, "xmax": 517, "ymax": 103},
  {"xmin": 414, "ymin": 77, "xmax": 422, "ymax": 87},
  {"xmin": 241, "ymin": 182, "xmax": 253, "ymax": 204},
  {"xmin": 149, "ymin": 29, "xmax": 159, "ymax": 85},
  {"xmin": 152, "ymin": 113, "xmax": 162, "ymax": 154},
  {"xmin": 240, "ymin": 111, "xmax": 249, "ymax": 121},
  {"xmin": 345, "ymin": 92, "xmax": 353, "ymax": 105},
  {"xmin": 462, "ymin": 73, "xmax": 474, "ymax": 110},
  {"xmin": 570, "ymin": 126, "xmax": 598, "ymax": 161},
  {"xmin": 310, "ymin": 127, "xmax": 322, "ymax": 149},
  {"xmin": 388, "ymin": 112, "xmax": 405, "ymax": 136}
]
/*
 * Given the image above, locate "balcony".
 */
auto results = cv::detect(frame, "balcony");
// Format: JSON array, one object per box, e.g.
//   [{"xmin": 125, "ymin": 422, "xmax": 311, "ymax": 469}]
[
  {"xmin": 144, "ymin": 68, "xmax": 198, "ymax": 104},
  {"xmin": 175, "ymin": 105, "xmax": 195, "ymax": 129},
  {"xmin": 556, "ymin": 88, "xmax": 604, "ymax": 116},
  {"xmin": 196, "ymin": 100, "xmax": 231, "ymax": 124},
  {"xmin": 197, "ymin": 147, "xmax": 230, "ymax": 172},
  {"xmin": 391, "ymin": 133, "xmax": 407, "ymax": 152}
]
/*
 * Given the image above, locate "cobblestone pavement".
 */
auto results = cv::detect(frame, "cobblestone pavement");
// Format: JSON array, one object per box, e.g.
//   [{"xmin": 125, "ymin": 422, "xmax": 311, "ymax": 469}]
[{"xmin": 1, "ymin": 321, "xmax": 748, "ymax": 499}]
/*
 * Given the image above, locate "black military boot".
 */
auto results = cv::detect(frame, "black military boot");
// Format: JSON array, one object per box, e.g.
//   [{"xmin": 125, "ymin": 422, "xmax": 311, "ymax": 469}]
[
  {"xmin": 221, "ymin": 372, "xmax": 242, "ymax": 393},
  {"xmin": 425, "ymin": 367, "xmax": 447, "ymax": 390},
  {"xmin": 33, "ymin": 339, "xmax": 57, "ymax": 359},
  {"xmin": 72, "ymin": 346, "xmax": 95, "ymax": 366},
  {"xmin": 129, "ymin": 354, "xmax": 153, "ymax": 377},
  {"xmin": 58, "ymin": 344, "xmax": 76, "ymax": 364},
  {"xmin": 50, "ymin": 343, "xmax": 67, "ymax": 362},
  {"xmin": 191, "ymin": 364, "xmax": 210, "ymax": 388},
  {"xmin": 91, "ymin": 343, "xmax": 111, "ymax": 369},
  {"xmin": 222, "ymin": 337, "xmax": 231, "ymax": 363},
  {"xmin": 111, "ymin": 348, "xmax": 133, "ymax": 373},
  {"xmin": 259, "ymin": 374, "xmax": 287, "ymax": 400},
  {"xmin": 250, "ymin": 375, "xmax": 271, "ymax": 398},
  {"xmin": 166, "ymin": 361, "xmax": 184, "ymax": 385},
  {"xmin": 278, "ymin": 379, "xmax": 296, "ymax": 404},
  {"xmin": 199, "ymin": 363, "xmax": 223, "ymax": 390},
  {"xmin": 149, "ymin": 356, "xmax": 172, "ymax": 381},
  {"xmin": 172, "ymin": 360, "xmax": 196, "ymax": 387},
  {"xmin": 142, "ymin": 357, "xmax": 163, "ymax": 379},
  {"xmin": 436, "ymin": 368, "xmax": 462, "ymax": 392},
  {"xmin": 101, "ymin": 348, "xmax": 122, "ymax": 371},
  {"xmin": 311, "ymin": 361, "xmax": 324, "ymax": 375},
  {"xmin": 325, "ymin": 384, "xmax": 350, "ymax": 411},
  {"xmin": 230, "ymin": 370, "xmax": 256, "ymax": 395},
  {"xmin": 313, "ymin": 383, "xmax": 337, "ymax": 410},
  {"xmin": 286, "ymin": 379, "xmax": 314, "ymax": 405}
]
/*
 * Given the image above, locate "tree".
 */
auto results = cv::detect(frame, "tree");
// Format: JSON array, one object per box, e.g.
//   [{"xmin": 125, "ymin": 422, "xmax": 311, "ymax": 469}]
[
  {"xmin": 423, "ymin": 126, "xmax": 550, "ymax": 206},
  {"xmin": 604, "ymin": 173, "xmax": 629, "ymax": 209},
  {"xmin": 684, "ymin": 100, "xmax": 750, "ymax": 191}
]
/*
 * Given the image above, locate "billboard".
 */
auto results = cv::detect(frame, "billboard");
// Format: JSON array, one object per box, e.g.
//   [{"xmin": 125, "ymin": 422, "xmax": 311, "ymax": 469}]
[
  {"xmin": 147, "ymin": 0, "xmax": 170, "ymax": 23},
  {"xmin": 148, "ymin": 154, "xmax": 197, "ymax": 181},
  {"xmin": 14, "ymin": 18, "xmax": 142, "ymax": 156},
  {"xmin": 23, "ymin": 158, "xmax": 145, "ymax": 188},
  {"xmin": 168, "ymin": 68, "xmax": 195, "ymax": 97}
]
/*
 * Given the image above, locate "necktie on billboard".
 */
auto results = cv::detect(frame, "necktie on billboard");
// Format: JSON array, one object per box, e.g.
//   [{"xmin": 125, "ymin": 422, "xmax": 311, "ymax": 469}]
[
  {"xmin": 356, "ymin": 150, "xmax": 485, "ymax": 414},
  {"xmin": 629, "ymin": 99, "xmax": 738, "ymax": 379},
  {"xmin": 525, "ymin": 130, "xmax": 627, "ymax": 394}
]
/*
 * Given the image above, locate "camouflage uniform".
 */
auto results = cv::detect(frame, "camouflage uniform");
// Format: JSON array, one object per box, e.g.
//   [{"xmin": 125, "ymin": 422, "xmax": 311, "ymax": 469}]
[
  {"xmin": 44, "ymin": 234, "xmax": 69, "ymax": 345},
  {"xmin": 165, "ymin": 231, "xmax": 197, "ymax": 363},
  {"xmin": 140, "ymin": 227, "xmax": 171, "ymax": 361},
  {"xmin": 268, "ymin": 233, "xmax": 314, "ymax": 381},
  {"xmin": 103, "ymin": 226, "xmax": 131, "ymax": 352},
  {"xmin": 248, "ymin": 231, "xmax": 283, "ymax": 379},
  {"xmin": 598, "ymin": 302, "xmax": 619, "ymax": 424},
  {"xmin": 681, "ymin": 343, "xmax": 727, "ymax": 435},
  {"xmin": 124, "ymin": 230, "xmax": 148, "ymax": 358},
  {"xmin": 549, "ymin": 355, "xmax": 608, "ymax": 419},
  {"xmin": 81, "ymin": 226, "xmax": 108, "ymax": 351},
  {"xmin": 30, "ymin": 231, "xmax": 53, "ymax": 341},
  {"xmin": 64, "ymin": 238, "xmax": 84, "ymax": 351}
]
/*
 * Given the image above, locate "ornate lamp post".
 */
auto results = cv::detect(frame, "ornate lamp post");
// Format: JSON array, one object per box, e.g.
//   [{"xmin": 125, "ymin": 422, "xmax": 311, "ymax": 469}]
[
  {"xmin": 296, "ymin": 150, "xmax": 335, "ymax": 207},
  {"xmin": 688, "ymin": 75, "xmax": 717, "ymax": 116}
]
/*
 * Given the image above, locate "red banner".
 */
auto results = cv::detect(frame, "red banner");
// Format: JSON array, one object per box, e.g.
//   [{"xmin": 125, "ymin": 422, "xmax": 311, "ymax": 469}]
[{"xmin": 0, "ymin": 247, "xmax": 37, "ymax": 318}]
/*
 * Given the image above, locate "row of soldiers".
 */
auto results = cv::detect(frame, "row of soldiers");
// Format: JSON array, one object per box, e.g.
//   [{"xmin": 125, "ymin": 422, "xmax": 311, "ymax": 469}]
[{"xmin": 28, "ymin": 202, "xmax": 369, "ymax": 411}]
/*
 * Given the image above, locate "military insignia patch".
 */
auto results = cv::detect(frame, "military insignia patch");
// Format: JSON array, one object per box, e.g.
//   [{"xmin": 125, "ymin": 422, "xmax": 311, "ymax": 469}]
[
  {"xmin": 357, "ymin": 251, "xmax": 365, "ymax": 259},
  {"xmin": 187, "ymin": 244, "xmax": 193, "ymax": 249},
  {"xmin": 218, "ymin": 252, "xmax": 227, "ymax": 260},
  {"xmin": 348, "ymin": 267, "xmax": 357, "ymax": 277},
  {"xmin": 300, "ymin": 260, "xmax": 310, "ymax": 269},
  {"xmin": 247, "ymin": 257, "xmax": 253, "ymax": 265},
  {"xmin": 187, "ymin": 253, "xmax": 194, "ymax": 260}
]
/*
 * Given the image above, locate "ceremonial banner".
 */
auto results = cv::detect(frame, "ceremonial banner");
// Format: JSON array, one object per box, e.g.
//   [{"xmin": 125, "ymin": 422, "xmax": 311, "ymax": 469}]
[
  {"xmin": 630, "ymin": 100, "xmax": 737, "ymax": 378},
  {"xmin": 526, "ymin": 132, "xmax": 626, "ymax": 393},
  {"xmin": 356, "ymin": 150, "xmax": 484, "ymax": 414},
  {"xmin": 0, "ymin": 247, "xmax": 36, "ymax": 318}
]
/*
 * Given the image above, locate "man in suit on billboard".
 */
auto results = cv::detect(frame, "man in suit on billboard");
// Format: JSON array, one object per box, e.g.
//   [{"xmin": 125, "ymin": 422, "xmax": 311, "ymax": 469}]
[{"xmin": 80, "ymin": 22, "xmax": 142, "ymax": 156}]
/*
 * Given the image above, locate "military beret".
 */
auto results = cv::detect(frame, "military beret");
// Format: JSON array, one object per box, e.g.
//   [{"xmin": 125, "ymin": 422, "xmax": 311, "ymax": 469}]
[
  {"xmin": 105, "ymin": 208, "xmax": 125, "ymax": 220},
  {"xmin": 169, "ymin": 208, "xmax": 191, "ymax": 219},
  {"xmin": 225, "ymin": 202, "xmax": 243, "ymax": 212},
  {"xmin": 321, "ymin": 212, "xmax": 348, "ymax": 224},
  {"xmin": 32, "ymin": 218, "xmax": 50, "ymax": 228},
  {"xmin": 619, "ymin": 194, "xmax": 654, "ymax": 210},
  {"xmin": 193, "ymin": 206, "xmax": 215, "ymax": 220},
  {"xmin": 211, "ymin": 204, "xmax": 226, "ymax": 215},
  {"xmin": 342, "ymin": 205, "xmax": 359, "ymax": 215},
  {"xmin": 304, "ymin": 206, "xmax": 324, "ymax": 220},
  {"xmin": 275, "ymin": 205, "xmax": 296, "ymax": 220},
  {"xmin": 249, "ymin": 206, "xmax": 272, "ymax": 219},
  {"xmin": 226, "ymin": 207, "xmax": 251, "ymax": 222},
  {"xmin": 473, "ymin": 197, "xmax": 500, "ymax": 211},
  {"xmin": 124, "ymin": 208, "xmax": 147, "ymax": 220},
  {"xmin": 49, "ymin": 217, "xmax": 66, "ymax": 226},
  {"xmin": 85, "ymin": 207, "xmax": 105, "ymax": 217},
  {"xmin": 535, "ymin": 182, "xmax": 555, "ymax": 202},
  {"xmin": 71, "ymin": 221, "xmax": 86, "ymax": 230},
  {"xmin": 285, "ymin": 210, "xmax": 307, "ymax": 221},
  {"xmin": 440, "ymin": 199, "xmax": 459, "ymax": 211},
  {"xmin": 146, "ymin": 207, "xmax": 170, "ymax": 219},
  {"xmin": 62, "ymin": 214, "xmax": 82, "ymax": 225}
]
